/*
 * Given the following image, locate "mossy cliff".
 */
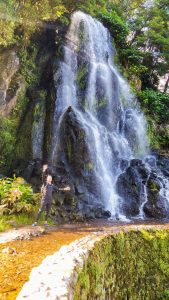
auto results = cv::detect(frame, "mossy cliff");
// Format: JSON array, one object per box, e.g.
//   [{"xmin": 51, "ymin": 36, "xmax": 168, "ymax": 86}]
[
  {"xmin": 0, "ymin": 24, "xmax": 61, "ymax": 174},
  {"xmin": 74, "ymin": 230, "xmax": 169, "ymax": 300}
]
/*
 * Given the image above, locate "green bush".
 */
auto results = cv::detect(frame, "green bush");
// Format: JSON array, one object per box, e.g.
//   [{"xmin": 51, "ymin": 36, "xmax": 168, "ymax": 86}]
[
  {"xmin": 137, "ymin": 89, "xmax": 169, "ymax": 150},
  {"xmin": 138, "ymin": 89, "xmax": 169, "ymax": 124},
  {"xmin": 0, "ymin": 176, "xmax": 37, "ymax": 215},
  {"xmin": 96, "ymin": 9, "xmax": 129, "ymax": 48}
]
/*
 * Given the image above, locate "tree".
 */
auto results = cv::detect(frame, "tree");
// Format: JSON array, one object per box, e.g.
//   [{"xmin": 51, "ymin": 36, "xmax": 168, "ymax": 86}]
[{"xmin": 127, "ymin": 0, "xmax": 169, "ymax": 89}]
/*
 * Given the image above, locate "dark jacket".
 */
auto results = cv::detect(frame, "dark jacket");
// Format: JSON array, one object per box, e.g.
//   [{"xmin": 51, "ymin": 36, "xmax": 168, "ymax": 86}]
[{"xmin": 41, "ymin": 183, "xmax": 54, "ymax": 204}]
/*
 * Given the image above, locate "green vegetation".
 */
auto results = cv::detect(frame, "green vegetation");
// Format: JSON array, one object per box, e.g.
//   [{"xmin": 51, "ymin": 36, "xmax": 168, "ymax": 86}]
[
  {"xmin": 0, "ymin": 90, "xmax": 30, "ymax": 171},
  {"xmin": 0, "ymin": 176, "xmax": 37, "ymax": 231},
  {"xmin": 97, "ymin": 9, "xmax": 129, "ymax": 50},
  {"xmin": 0, "ymin": 176, "xmax": 37, "ymax": 215},
  {"xmin": 0, "ymin": 219, "xmax": 11, "ymax": 232},
  {"xmin": 74, "ymin": 230, "xmax": 169, "ymax": 300},
  {"xmin": 138, "ymin": 89, "xmax": 169, "ymax": 124},
  {"xmin": 138, "ymin": 89, "xmax": 169, "ymax": 149},
  {"xmin": 0, "ymin": 0, "xmax": 168, "ymax": 171},
  {"xmin": 0, "ymin": 0, "xmax": 66, "ymax": 47},
  {"xmin": 0, "ymin": 176, "xmax": 55, "ymax": 231},
  {"xmin": 0, "ymin": 212, "xmax": 54, "ymax": 232},
  {"xmin": 0, "ymin": 0, "xmax": 168, "ymax": 87},
  {"xmin": 76, "ymin": 66, "xmax": 88, "ymax": 91}
]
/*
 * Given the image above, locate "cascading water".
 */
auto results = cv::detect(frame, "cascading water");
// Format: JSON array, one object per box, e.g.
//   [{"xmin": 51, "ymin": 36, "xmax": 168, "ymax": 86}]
[
  {"xmin": 51, "ymin": 11, "xmax": 169, "ymax": 219},
  {"xmin": 32, "ymin": 100, "xmax": 46, "ymax": 160}
]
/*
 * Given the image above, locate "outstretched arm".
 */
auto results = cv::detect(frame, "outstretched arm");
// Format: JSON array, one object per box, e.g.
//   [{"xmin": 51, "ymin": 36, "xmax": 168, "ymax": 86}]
[
  {"xmin": 42, "ymin": 164, "xmax": 48, "ymax": 184},
  {"xmin": 58, "ymin": 186, "xmax": 71, "ymax": 192},
  {"xmin": 53, "ymin": 184, "xmax": 71, "ymax": 192}
]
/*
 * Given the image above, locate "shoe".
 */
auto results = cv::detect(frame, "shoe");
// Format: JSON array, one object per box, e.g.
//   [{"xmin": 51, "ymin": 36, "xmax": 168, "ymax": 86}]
[
  {"xmin": 44, "ymin": 221, "xmax": 49, "ymax": 227},
  {"xmin": 32, "ymin": 222, "xmax": 37, "ymax": 227}
]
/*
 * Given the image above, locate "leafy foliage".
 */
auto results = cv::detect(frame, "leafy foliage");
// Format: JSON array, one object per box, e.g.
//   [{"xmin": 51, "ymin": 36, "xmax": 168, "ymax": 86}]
[
  {"xmin": 138, "ymin": 89, "xmax": 169, "ymax": 124},
  {"xmin": 127, "ymin": 0, "xmax": 169, "ymax": 89},
  {"xmin": 0, "ymin": 176, "xmax": 37, "ymax": 215},
  {"xmin": 97, "ymin": 9, "xmax": 129, "ymax": 49},
  {"xmin": 138, "ymin": 89, "xmax": 169, "ymax": 149},
  {"xmin": 0, "ymin": 0, "xmax": 66, "ymax": 47}
]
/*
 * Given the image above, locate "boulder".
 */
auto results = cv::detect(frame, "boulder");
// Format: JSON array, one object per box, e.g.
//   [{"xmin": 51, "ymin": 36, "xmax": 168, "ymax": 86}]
[
  {"xmin": 143, "ymin": 173, "xmax": 169, "ymax": 219},
  {"xmin": 144, "ymin": 195, "xmax": 168, "ymax": 219},
  {"xmin": 117, "ymin": 160, "xmax": 150, "ymax": 217},
  {"xmin": 120, "ymin": 159, "xmax": 129, "ymax": 172},
  {"xmin": 157, "ymin": 155, "xmax": 169, "ymax": 178},
  {"xmin": 55, "ymin": 106, "xmax": 99, "ymax": 199}
]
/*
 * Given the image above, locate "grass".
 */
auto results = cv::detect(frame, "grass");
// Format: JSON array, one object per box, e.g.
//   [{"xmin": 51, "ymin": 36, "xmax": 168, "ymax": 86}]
[
  {"xmin": 0, "ymin": 210, "xmax": 54, "ymax": 232},
  {"xmin": 0, "ymin": 219, "xmax": 11, "ymax": 232}
]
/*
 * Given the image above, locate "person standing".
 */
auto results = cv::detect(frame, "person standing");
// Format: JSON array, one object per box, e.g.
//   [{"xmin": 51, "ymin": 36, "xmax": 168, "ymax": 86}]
[{"xmin": 32, "ymin": 174, "xmax": 70, "ymax": 226}]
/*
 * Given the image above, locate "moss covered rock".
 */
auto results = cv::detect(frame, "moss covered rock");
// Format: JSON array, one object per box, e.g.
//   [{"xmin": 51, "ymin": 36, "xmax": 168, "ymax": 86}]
[{"xmin": 74, "ymin": 230, "xmax": 169, "ymax": 300}]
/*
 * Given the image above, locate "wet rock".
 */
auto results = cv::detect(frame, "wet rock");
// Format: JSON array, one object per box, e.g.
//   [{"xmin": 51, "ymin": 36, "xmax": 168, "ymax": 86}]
[
  {"xmin": 144, "ymin": 195, "xmax": 168, "ymax": 219},
  {"xmin": 117, "ymin": 162, "xmax": 150, "ymax": 217},
  {"xmin": 163, "ymin": 170, "xmax": 169, "ymax": 177},
  {"xmin": 23, "ymin": 160, "xmax": 37, "ymax": 181},
  {"xmin": 143, "ymin": 173, "xmax": 169, "ymax": 219},
  {"xmin": 94, "ymin": 208, "xmax": 111, "ymax": 219},
  {"xmin": 147, "ymin": 175, "xmax": 161, "ymax": 192},
  {"xmin": 70, "ymin": 211, "xmax": 84, "ymax": 222},
  {"xmin": 58, "ymin": 107, "xmax": 91, "ymax": 177},
  {"xmin": 51, "ymin": 106, "xmax": 102, "ymax": 220},
  {"xmin": 130, "ymin": 159, "xmax": 142, "ymax": 167},
  {"xmin": 76, "ymin": 201, "xmax": 84, "ymax": 210},
  {"xmin": 81, "ymin": 205, "xmax": 111, "ymax": 220},
  {"xmin": 120, "ymin": 159, "xmax": 129, "ymax": 172},
  {"xmin": 156, "ymin": 155, "xmax": 169, "ymax": 178},
  {"xmin": 144, "ymin": 155, "xmax": 157, "ymax": 168}
]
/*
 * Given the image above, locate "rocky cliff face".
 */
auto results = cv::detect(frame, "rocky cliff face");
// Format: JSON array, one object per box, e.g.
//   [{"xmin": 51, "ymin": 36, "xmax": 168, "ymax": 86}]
[
  {"xmin": 0, "ymin": 24, "xmax": 59, "ymax": 173},
  {"xmin": 0, "ymin": 49, "xmax": 23, "ymax": 116}
]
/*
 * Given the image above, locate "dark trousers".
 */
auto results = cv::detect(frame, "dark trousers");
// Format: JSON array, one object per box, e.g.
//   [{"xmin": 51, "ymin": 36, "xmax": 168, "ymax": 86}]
[{"xmin": 36, "ymin": 202, "xmax": 51, "ymax": 222}]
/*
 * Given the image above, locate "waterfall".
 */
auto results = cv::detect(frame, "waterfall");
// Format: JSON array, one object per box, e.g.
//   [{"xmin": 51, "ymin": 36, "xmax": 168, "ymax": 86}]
[
  {"xmin": 32, "ymin": 100, "xmax": 46, "ymax": 160},
  {"xmin": 51, "ymin": 11, "xmax": 168, "ymax": 219}
]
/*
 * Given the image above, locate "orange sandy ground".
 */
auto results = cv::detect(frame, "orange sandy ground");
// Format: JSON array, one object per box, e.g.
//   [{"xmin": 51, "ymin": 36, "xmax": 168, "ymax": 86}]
[{"xmin": 0, "ymin": 227, "xmax": 90, "ymax": 300}]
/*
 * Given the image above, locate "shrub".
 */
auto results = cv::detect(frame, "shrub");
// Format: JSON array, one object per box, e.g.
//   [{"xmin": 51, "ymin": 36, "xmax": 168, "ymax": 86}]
[
  {"xmin": 138, "ymin": 89, "xmax": 169, "ymax": 124},
  {"xmin": 0, "ymin": 176, "xmax": 37, "ymax": 215},
  {"xmin": 137, "ymin": 89, "xmax": 169, "ymax": 150},
  {"xmin": 96, "ymin": 9, "xmax": 129, "ymax": 48}
]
